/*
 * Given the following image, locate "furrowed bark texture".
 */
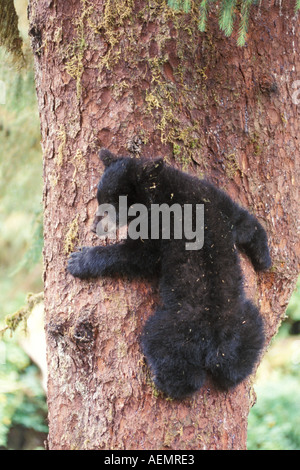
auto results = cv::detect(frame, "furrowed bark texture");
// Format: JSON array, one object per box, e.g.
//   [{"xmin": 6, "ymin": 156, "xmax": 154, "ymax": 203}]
[{"xmin": 28, "ymin": 0, "xmax": 299, "ymax": 450}]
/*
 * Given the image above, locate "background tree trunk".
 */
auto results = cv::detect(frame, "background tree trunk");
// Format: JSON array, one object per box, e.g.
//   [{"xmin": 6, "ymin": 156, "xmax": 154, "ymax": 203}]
[{"xmin": 28, "ymin": 0, "xmax": 299, "ymax": 450}]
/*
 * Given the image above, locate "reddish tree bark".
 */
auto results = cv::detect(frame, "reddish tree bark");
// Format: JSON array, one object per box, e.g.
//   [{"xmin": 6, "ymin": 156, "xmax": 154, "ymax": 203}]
[{"xmin": 28, "ymin": 0, "xmax": 299, "ymax": 450}]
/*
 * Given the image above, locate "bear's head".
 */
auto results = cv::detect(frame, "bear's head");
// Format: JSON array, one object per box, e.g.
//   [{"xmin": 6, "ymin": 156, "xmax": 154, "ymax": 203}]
[{"xmin": 91, "ymin": 149, "xmax": 164, "ymax": 233}]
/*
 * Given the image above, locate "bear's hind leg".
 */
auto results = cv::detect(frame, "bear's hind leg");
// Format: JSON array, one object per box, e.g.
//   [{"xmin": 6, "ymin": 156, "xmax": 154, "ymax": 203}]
[
  {"xmin": 205, "ymin": 300, "xmax": 265, "ymax": 390},
  {"xmin": 141, "ymin": 308, "xmax": 206, "ymax": 399}
]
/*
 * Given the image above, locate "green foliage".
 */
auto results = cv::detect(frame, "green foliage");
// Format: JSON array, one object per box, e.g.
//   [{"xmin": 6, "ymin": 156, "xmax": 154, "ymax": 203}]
[
  {"xmin": 219, "ymin": 0, "xmax": 237, "ymax": 37},
  {"xmin": 237, "ymin": 0, "xmax": 252, "ymax": 46},
  {"xmin": 286, "ymin": 279, "xmax": 300, "ymax": 322},
  {"xmin": 248, "ymin": 373, "xmax": 300, "ymax": 450},
  {"xmin": 0, "ymin": 44, "xmax": 43, "ymax": 318},
  {"xmin": 248, "ymin": 343, "xmax": 300, "ymax": 451},
  {"xmin": 198, "ymin": 0, "xmax": 212, "ymax": 32},
  {"xmin": 0, "ymin": 48, "xmax": 42, "ymax": 211},
  {"xmin": 168, "ymin": 0, "xmax": 300, "ymax": 46},
  {"xmin": 0, "ymin": 339, "xmax": 48, "ymax": 448},
  {"xmin": 168, "ymin": 0, "xmax": 192, "ymax": 13},
  {"xmin": 280, "ymin": 278, "xmax": 300, "ymax": 337},
  {"xmin": 0, "ymin": 3, "xmax": 45, "ymax": 448},
  {"xmin": 248, "ymin": 278, "xmax": 300, "ymax": 450}
]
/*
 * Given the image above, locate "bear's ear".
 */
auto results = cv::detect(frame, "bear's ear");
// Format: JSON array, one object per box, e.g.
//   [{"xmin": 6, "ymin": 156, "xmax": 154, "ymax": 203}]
[
  {"xmin": 138, "ymin": 158, "xmax": 164, "ymax": 181},
  {"xmin": 99, "ymin": 148, "xmax": 118, "ymax": 167}
]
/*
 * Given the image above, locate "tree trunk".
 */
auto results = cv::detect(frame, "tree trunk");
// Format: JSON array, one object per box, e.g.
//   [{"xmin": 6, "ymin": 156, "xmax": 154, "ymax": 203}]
[{"xmin": 28, "ymin": 0, "xmax": 299, "ymax": 450}]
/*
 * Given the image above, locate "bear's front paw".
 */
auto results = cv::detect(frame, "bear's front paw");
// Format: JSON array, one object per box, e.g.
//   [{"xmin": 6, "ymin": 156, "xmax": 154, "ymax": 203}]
[
  {"xmin": 67, "ymin": 247, "xmax": 94, "ymax": 279},
  {"xmin": 253, "ymin": 249, "xmax": 272, "ymax": 271}
]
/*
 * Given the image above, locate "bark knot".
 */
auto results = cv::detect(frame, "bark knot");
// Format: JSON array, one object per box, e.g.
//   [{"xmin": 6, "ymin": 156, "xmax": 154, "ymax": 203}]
[{"xmin": 73, "ymin": 318, "xmax": 97, "ymax": 344}]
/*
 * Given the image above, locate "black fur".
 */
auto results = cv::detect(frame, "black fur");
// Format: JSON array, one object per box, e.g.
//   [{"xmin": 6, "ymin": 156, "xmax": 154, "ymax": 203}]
[{"xmin": 67, "ymin": 149, "xmax": 271, "ymax": 399}]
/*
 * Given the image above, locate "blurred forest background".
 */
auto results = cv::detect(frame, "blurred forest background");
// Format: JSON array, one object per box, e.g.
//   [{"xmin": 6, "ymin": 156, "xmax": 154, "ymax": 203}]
[{"xmin": 0, "ymin": 0, "xmax": 299, "ymax": 450}]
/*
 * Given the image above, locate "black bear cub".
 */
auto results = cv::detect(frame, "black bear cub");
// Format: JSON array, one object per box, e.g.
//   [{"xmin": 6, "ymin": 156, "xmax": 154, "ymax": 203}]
[{"xmin": 68, "ymin": 149, "xmax": 271, "ymax": 399}]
